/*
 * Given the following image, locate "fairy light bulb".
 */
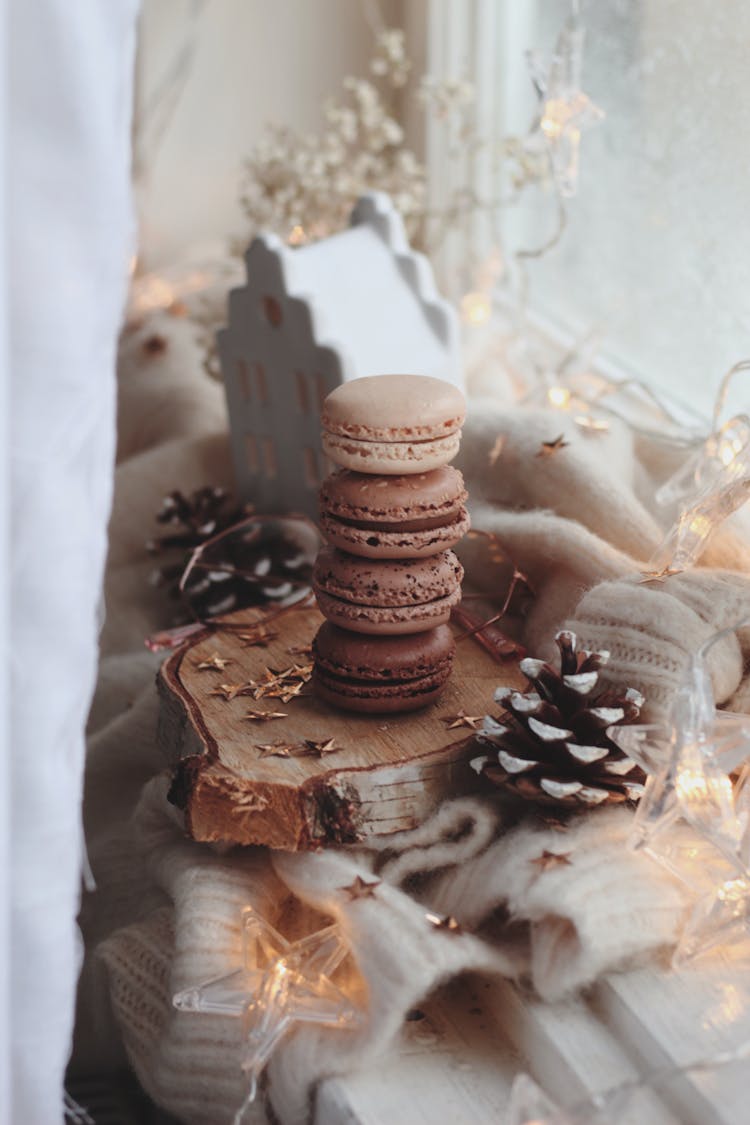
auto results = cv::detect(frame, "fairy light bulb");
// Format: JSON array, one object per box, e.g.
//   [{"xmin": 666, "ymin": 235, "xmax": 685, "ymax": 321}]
[
  {"xmin": 461, "ymin": 291, "xmax": 492, "ymax": 325},
  {"xmin": 547, "ymin": 385, "xmax": 571, "ymax": 409}
]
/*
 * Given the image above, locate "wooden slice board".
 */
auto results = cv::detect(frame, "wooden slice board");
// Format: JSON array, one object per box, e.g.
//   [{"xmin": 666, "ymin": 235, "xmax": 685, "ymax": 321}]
[{"xmin": 158, "ymin": 603, "xmax": 523, "ymax": 851}]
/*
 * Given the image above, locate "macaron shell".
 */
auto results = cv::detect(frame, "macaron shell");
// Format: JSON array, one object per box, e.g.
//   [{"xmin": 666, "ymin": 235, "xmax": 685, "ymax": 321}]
[
  {"xmin": 322, "ymin": 430, "xmax": 461, "ymax": 474},
  {"xmin": 313, "ymin": 547, "xmax": 463, "ymax": 607},
  {"xmin": 313, "ymin": 621, "xmax": 455, "ymax": 682},
  {"xmin": 313, "ymin": 668, "xmax": 451, "ymax": 714},
  {"xmin": 319, "ymin": 467, "xmax": 467, "ymax": 526},
  {"xmin": 322, "ymin": 374, "xmax": 466, "ymax": 443},
  {"xmin": 320, "ymin": 508, "xmax": 471, "ymax": 559},
  {"xmin": 314, "ymin": 586, "xmax": 460, "ymax": 634}
]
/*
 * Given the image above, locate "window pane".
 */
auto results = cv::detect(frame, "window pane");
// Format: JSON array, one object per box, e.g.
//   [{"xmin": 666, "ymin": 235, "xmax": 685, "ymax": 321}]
[{"xmin": 503, "ymin": 0, "xmax": 750, "ymax": 415}]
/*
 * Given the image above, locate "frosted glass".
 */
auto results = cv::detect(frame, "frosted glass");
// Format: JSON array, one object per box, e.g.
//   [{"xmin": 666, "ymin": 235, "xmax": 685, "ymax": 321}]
[{"xmin": 503, "ymin": 0, "xmax": 750, "ymax": 417}]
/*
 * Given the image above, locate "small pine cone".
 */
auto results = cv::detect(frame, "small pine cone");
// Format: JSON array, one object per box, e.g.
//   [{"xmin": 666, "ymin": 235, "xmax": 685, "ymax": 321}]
[{"xmin": 471, "ymin": 630, "xmax": 646, "ymax": 809}]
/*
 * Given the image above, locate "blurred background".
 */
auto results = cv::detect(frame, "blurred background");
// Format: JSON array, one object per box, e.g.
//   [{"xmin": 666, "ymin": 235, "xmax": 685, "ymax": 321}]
[{"xmin": 133, "ymin": 0, "xmax": 750, "ymax": 418}]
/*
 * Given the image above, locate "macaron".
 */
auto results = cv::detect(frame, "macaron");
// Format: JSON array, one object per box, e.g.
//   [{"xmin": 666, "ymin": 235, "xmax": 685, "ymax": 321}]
[
  {"xmin": 319, "ymin": 466, "xmax": 470, "ymax": 559},
  {"xmin": 312, "ymin": 622, "xmax": 455, "ymax": 713},
  {"xmin": 322, "ymin": 374, "xmax": 466, "ymax": 474},
  {"xmin": 313, "ymin": 546, "xmax": 463, "ymax": 635}
]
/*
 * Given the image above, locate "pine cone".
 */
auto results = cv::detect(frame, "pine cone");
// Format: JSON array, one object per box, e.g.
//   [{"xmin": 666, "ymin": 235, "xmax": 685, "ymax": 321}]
[{"xmin": 472, "ymin": 630, "xmax": 646, "ymax": 808}]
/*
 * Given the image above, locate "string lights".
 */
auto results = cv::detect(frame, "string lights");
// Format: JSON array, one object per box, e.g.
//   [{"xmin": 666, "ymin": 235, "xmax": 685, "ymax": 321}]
[
  {"xmin": 526, "ymin": 2, "xmax": 604, "ymax": 198},
  {"xmin": 173, "ymin": 908, "xmax": 360, "ymax": 1123},
  {"xmin": 649, "ymin": 359, "xmax": 750, "ymax": 572},
  {"xmin": 610, "ymin": 620, "xmax": 750, "ymax": 967}
]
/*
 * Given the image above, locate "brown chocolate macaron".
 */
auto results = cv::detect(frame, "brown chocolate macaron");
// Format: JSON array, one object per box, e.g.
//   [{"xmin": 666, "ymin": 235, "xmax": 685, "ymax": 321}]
[
  {"xmin": 313, "ymin": 546, "xmax": 463, "ymax": 635},
  {"xmin": 319, "ymin": 466, "xmax": 470, "ymax": 559},
  {"xmin": 312, "ymin": 621, "xmax": 455, "ymax": 713}
]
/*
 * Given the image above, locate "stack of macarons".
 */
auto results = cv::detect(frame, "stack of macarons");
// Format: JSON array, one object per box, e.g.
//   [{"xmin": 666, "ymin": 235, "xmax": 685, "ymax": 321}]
[{"xmin": 312, "ymin": 374, "xmax": 469, "ymax": 714}]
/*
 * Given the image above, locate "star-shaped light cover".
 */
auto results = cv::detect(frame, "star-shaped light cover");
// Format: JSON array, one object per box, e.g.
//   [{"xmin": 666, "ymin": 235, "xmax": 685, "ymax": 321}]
[
  {"xmin": 611, "ymin": 626, "xmax": 750, "ymax": 966},
  {"xmin": 173, "ymin": 908, "xmax": 360, "ymax": 1116},
  {"xmin": 526, "ymin": 16, "xmax": 604, "ymax": 196},
  {"xmin": 651, "ymin": 413, "xmax": 750, "ymax": 573}
]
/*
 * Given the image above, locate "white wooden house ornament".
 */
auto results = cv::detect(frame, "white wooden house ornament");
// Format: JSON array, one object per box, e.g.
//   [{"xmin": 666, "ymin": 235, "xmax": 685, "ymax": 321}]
[{"xmin": 218, "ymin": 192, "xmax": 462, "ymax": 518}]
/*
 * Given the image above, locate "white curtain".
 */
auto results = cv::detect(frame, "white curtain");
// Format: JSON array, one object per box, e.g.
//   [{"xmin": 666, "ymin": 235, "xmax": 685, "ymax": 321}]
[{"xmin": 6, "ymin": 1, "xmax": 139, "ymax": 1119}]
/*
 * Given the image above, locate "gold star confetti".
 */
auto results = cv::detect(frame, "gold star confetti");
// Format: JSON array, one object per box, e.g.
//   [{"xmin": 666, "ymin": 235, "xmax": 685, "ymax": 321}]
[
  {"xmin": 441, "ymin": 711, "xmax": 484, "ymax": 731},
  {"xmin": 339, "ymin": 876, "xmax": 381, "ymax": 901},
  {"xmin": 638, "ymin": 565, "xmax": 684, "ymax": 585},
  {"xmin": 264, "ymin": 681, "xmax": 306, "ymax": 705},
  {"xmin": 248, "ymin": 662, "xmax": 313, "ymax": 703},
  {"xmin": 196, "ymin": 652, "xmax": 232, "ymax": 672},
  {"xmin": 255, "ymin": 742, "xmax": 295, "ymax": 759},
  {"xmin": 425, "ymin": 912, "xmax": 463, "ymax": 934},
  {"xmin": 530, "ymin": 850, "xmax": 573, "ymax": 872},
  {"xmin": 287, "ymin": 643, "xmax": 314, "ymax": 657},
  {"xmin": 294, "ymin": 737, "xmax": 338, "ymax": 757},
  {"xmin": 537, "ymin": 813, "xmax": 569, "ymax": 832},
  {"xmin": 488, "ymin": 434, "xmax": 505, "ymax": 466},
  {"xmin": 536, "ymin": 434, "xmax": 570, "ymax": 457},
  {"xmin": 237, "ymin": 624, "xmax": 279, "ymax": 648},
  {"xmin": 209, "ymin": 682, "xmax": 253, "ymax": 701},
  {"xmin": 243, "ymin": 709, "xmax": 288, "ymax": 722},
  {"xmin": 287, "ymin": 663, "xmax": 314, "ymax": 682}
]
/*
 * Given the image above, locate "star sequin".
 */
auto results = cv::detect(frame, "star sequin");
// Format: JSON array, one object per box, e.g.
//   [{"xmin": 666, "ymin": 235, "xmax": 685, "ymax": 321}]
[
  {"xmin": 294, "ymin": 737, "xmax": 339, "ymax": 757},
  {"xmin": 243, "ymin": 709, "xmax": 288, "ymax": 722},
  {"xmin": 441, "ymin": 711, "xmax": 484, "ymax": 731},
  {"xmin": 530, "ymin": 850, "xmax": 573, "ymax": 872},
  {"xmin": 255, "ymin": 742, "xmax": 295, "ymax": 759},
  {"xmin": 536, "ymin": 435, "xmax": 569, "ymax": 457},
  {"xmin": 237, "ymin": 624, "xmax": 279, "ymax": 648},
  {"xmin": 209, "ymin": 682, "xmax": 254, "ymax": 701},
  {"xmin": 638, "ymin": 565, "xmax": 684, "ymax": 585},
  {"xmin": 488, "ymin": 435, "xmax": 505, "ymax": 466},
  {"xmin": 338, "ymin": 876, "xmax": 381, "ymax": 901},
  {"xmin": 196, "ymin": 652, "xmax": 232, "ymax": 672},
  {"xmin": 425, "ymin": 912, "xmax": 463, "ymax": 935}
]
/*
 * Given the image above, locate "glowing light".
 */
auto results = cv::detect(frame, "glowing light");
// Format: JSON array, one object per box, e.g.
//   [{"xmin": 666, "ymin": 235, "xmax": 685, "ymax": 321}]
[
  {"xmin": 717, "ymin": 877, "xmax": 749, "ymax": 905},
  {"xmin": 461, "ymin": 291, "xmax": 492, "ymax": 325},
  {"xmin": 676, "ymin": 766, "xmax": 734, "ymax": 811},
  {"xmin": 130, "ymin": 268, "xmax": 214, "ymax": 315},
  {"xmin": 288, "ymin": 224, "xmax": 306, "ymax": 246},
  {"xmin": 547, "ymin": 385, "xmax": 571, "ymax": 409},
  {"xmin": 688, "ymin": 514, "xmax": 713, "ymax": 538},
  {"xmin": 526, "ymin": 20, "xmax": 605, "ymax": 196}
]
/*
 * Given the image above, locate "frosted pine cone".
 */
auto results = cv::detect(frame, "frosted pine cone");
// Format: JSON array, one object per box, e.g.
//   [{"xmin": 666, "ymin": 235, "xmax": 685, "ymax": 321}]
[{"xmin": 472, "ymin": 630, "xmax": 646, "ymax": 808}]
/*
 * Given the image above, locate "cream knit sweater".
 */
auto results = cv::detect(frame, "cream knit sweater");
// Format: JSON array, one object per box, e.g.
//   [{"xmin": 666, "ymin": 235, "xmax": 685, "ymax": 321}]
[{"xmin": 75, "ymin": 316, "xmax": 750, "ymax": 1124}]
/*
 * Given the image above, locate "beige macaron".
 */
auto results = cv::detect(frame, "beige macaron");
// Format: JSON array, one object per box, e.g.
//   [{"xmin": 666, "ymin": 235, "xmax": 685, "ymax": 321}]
[{"xmin": 321, "ymin": 374, "xmax": 466, "ymax": 475}]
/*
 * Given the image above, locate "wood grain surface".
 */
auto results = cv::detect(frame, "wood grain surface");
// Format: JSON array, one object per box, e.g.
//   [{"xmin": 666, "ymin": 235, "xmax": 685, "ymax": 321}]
[{"xmin": 158, "ymin": 602, "xmax": 522, "ymax": 850}]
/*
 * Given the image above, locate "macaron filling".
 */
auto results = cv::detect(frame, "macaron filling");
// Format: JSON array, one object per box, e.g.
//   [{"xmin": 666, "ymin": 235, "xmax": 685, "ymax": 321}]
[
  {"xmin": 323, "ymin": 432, "xmax": 459, "ymax": 458},
  {"xmin": 313, "ymin": 665, "xmax": 451, "ymax": 700},
  {"xmin": 320, "ymin": 508, "xmax": 471, "ymax": 558},
  {"xmin": 314, "ymin": 588, "xmax": 461, "ymax": 634},
  {"xmin": 333, "ymin": 513, "xmax": 459, "ymax": 533}
]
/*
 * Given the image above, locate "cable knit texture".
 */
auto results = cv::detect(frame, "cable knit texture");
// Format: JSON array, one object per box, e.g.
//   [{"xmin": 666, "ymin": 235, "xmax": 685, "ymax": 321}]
[{"xmin": 76, "ymin": 325, "xmax": 750, "ymax": 1124}]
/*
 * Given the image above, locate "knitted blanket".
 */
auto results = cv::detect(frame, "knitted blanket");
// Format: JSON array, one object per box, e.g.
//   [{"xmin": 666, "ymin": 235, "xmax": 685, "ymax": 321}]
[{"xmin": 74, "ymin": 306, "xmax": 750, "ymax": 1125}]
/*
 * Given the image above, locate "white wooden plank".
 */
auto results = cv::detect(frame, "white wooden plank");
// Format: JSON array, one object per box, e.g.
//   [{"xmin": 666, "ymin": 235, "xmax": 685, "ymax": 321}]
[
  {"xmin": 317, "ymin": 972, "xmax": 678, "ymax": 1125},
  {"xmin": 316, "ymin": 977, "xmax": 519, "ymax": 1125},
  {"xmin": 592, "ymin": 949, "xmax": 750, "ymax": 1125},
  {"xmin": 483, "ymin": 978, "xmax": 677, "ymax": 1124}
]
